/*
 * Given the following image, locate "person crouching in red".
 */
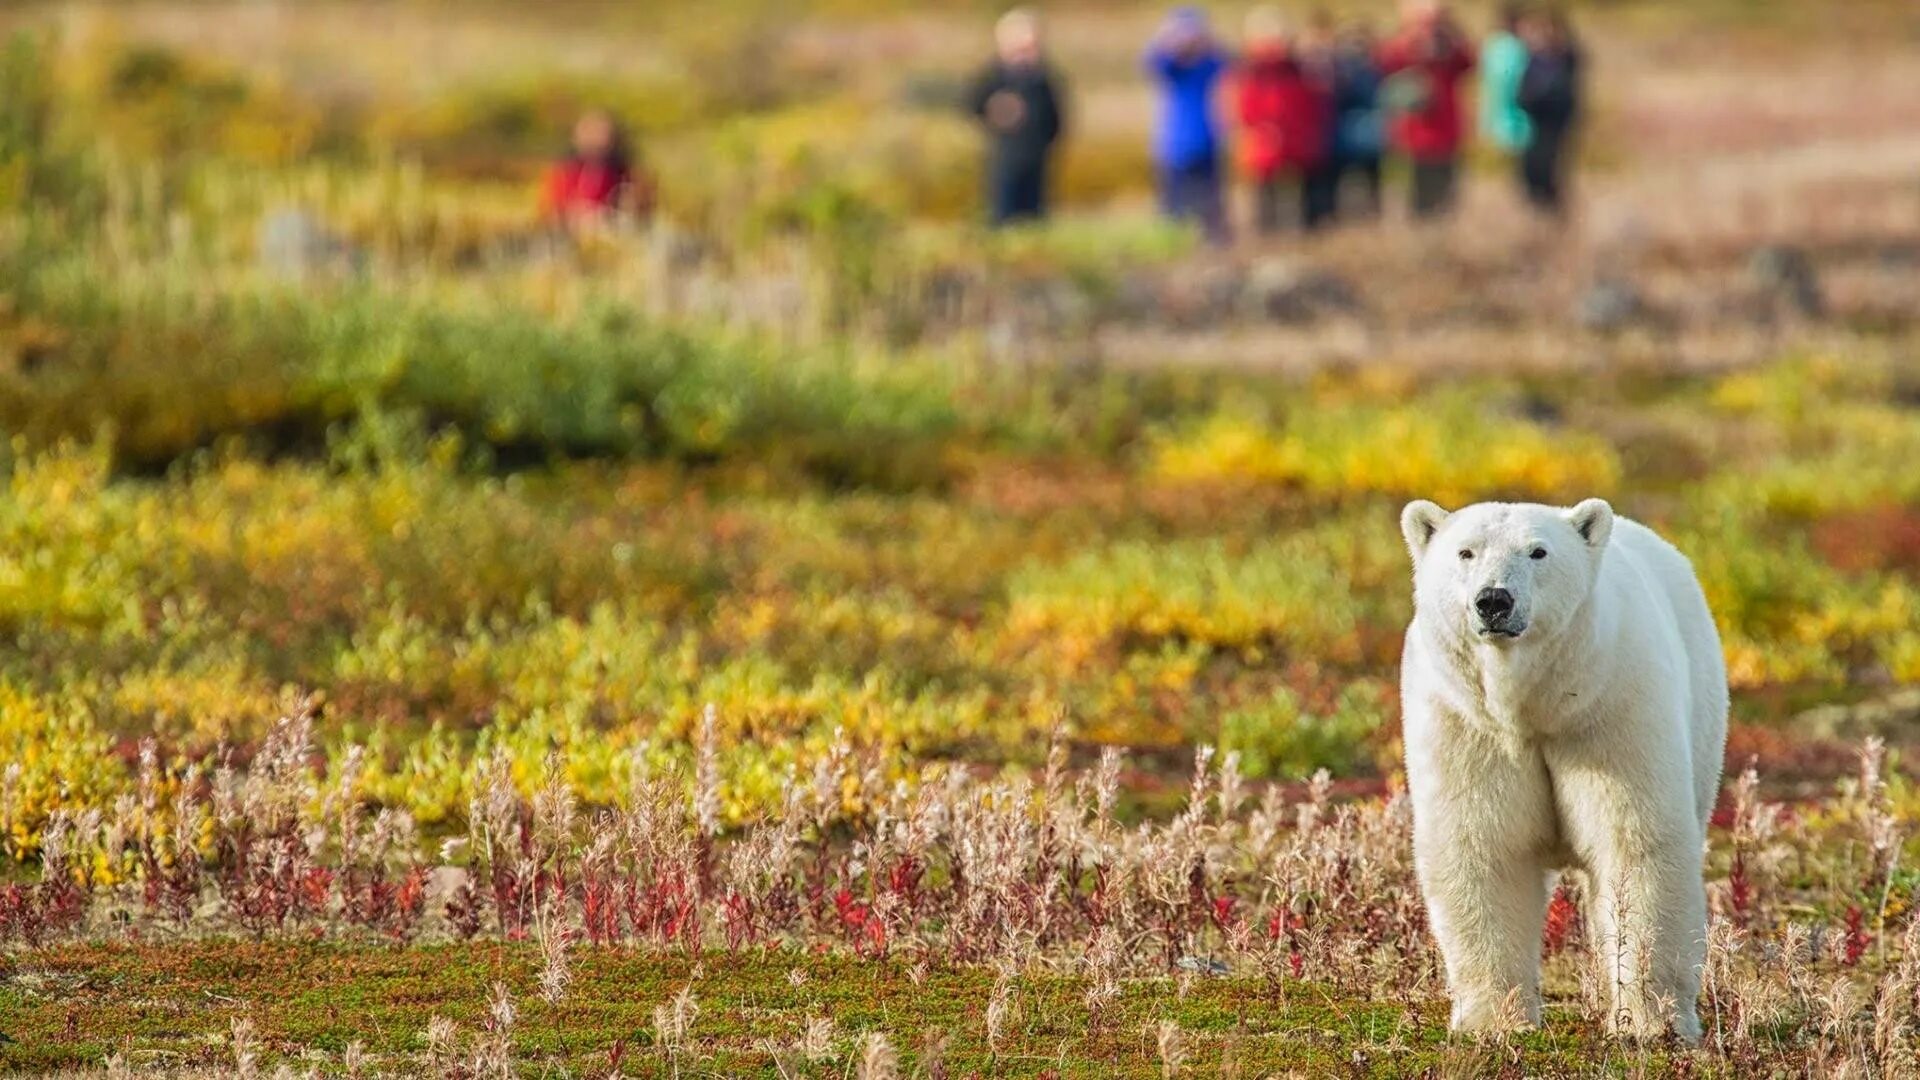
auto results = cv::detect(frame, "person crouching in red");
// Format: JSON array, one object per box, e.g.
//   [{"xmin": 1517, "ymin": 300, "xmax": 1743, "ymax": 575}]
[
  {"xmin": 1237, "ymin": 7, "xmax": 1336, "ymax": 235},
  {"xmin": 541, "ymin": 111, "xmax": 655, "ymax": 229}
]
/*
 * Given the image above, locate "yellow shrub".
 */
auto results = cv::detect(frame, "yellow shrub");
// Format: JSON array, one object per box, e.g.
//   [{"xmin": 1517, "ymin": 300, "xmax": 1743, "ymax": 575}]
[
  {"xmin": 1149, "ymin": 396, "xmax": 1621, "ymax": 506},
  {"xmin": 1007, "ymin": 516, "xmax": 1405, "ymax": 664},
  {"xmin": 0, "ymin": 685, "xmax": 125, "ymax": 859}
]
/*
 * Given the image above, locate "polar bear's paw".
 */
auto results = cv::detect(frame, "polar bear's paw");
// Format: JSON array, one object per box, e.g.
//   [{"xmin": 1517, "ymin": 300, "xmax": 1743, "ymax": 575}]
[
  {"xmin": 1448, "ymin": 988, "xmax": 1542, "ymax": 1036},
  {"xmin": 1669, "ymin": 1010, "xmax": 1703, "ymax": 1046},
  {"xmin": 1606, "ymin": 997, "xmax": 1703, "ymax": 1046}
]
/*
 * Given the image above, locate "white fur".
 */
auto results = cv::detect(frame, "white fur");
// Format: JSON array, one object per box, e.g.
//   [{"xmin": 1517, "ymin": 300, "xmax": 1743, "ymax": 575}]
[{"xmin": 1397, "ymin": 498, "xmax": 1727, "ymax": 1042}]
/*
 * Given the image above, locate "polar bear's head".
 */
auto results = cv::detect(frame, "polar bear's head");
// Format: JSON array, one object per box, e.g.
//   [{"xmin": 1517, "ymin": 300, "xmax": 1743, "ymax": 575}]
[{"xmin": 1399, "ymin": 498, "xmax": 1614, "ymax": 645}]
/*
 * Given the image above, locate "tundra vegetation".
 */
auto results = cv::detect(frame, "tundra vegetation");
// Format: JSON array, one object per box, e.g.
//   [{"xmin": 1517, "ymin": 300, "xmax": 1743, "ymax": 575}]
[{"xmin": 2, "ymin": 1, "xmax": 1919, "ymax": 1075}]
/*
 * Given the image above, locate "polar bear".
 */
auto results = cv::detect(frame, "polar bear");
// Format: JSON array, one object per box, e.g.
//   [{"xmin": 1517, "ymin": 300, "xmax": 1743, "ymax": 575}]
[{"xmin": 1398, "ymin": 498, "xmax": 1727, "ymax": 1042}]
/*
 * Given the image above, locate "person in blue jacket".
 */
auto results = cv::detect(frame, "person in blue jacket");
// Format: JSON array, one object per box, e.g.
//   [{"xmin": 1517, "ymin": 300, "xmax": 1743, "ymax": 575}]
[
  {"xmin": 1327, "ymin": 20, "xmax": 1386, "ymax": 220},
  {"xmin": 1145, "ymin": 8, "xmax": 1230, "ymax": 243}
]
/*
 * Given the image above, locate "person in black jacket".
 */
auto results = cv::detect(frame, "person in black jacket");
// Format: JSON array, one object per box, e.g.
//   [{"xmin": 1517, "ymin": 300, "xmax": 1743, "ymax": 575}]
[
  {"xmin": 1516, "ymin": 9, "xmax": 1582, "ymax": 214},
  {"xmin": 967, "ymin": 9, "xmax": 1066, "ymax": 227}
]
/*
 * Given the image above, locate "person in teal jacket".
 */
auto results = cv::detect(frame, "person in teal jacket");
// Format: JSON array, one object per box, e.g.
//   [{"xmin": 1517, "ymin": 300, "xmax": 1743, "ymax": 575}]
[{"xmin": 1479, "ymin": 4, "xmax": 1533, "ymax": 156}]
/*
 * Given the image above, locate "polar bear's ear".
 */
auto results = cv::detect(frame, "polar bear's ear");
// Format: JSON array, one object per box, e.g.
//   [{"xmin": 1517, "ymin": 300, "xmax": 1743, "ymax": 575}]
[
  {"xmin": 1566, "ymin": 498, "xmax": 1615, "ymax": 550},
  {"xmin": 1400, "ymin": 500, "xmax": 1450, "ymax": 561}
]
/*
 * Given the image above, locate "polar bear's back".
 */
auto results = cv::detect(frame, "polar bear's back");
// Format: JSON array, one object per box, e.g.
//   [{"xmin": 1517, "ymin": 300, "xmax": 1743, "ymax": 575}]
[{"xmin": 1608, "ymin": 516, "xmax": 1730, "ymax": 831}]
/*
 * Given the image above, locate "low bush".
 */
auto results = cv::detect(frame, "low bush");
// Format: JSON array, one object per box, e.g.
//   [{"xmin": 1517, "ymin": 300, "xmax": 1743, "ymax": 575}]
[
  {"xmin": 1148, "ymin": 391, "xmax": 1622, "ymax": 505},
  {"xmin": 2, "ymin": 250, "xmax": 963, "ymax": 486}
]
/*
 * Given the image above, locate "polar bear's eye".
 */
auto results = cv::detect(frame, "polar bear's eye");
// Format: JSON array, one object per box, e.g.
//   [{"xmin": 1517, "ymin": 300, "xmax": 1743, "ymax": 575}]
[
  {"xmin": 1530, "ymin": 547, "xmax": 1548, "ymax": 560},
  {"xmin": 1457, "ymin": 549, "xmax": 1474, "ymax": 561}
]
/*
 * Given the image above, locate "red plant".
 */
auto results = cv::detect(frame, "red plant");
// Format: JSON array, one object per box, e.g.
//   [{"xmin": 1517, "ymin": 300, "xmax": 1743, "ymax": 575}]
[
  {"xmin": 581, "ymin": 875, "xmax": 621, "ymax": 945},
  {"xmin": 1843, "ymin": 904, "xmax": 1870, "ymax": 966},
  {"xmin": 0, "ymin": 879, "xmax": 86, "ymax": 946},
  {"xmin": 1542, "ymin": 882, "xmax": 1581, "ymax": 955},
  {"xmin": 833, "ymin": 886, "xmax": 888, "ymax": 957},
  {"xmin": 602, "ymin": 1036, "xmax": 627, "ymax": 1079},
  {"xmin": 443, "ymin": 873, "xmax": 486, "ymax": 940},
  {"xmin": 138, "ymin": 840, "xmax": 203, "ymax": 928},
  {"xmin": 887, "ymin": 854, "xmax": 924, "ymax": 917},
  {"xmin": 721, "ymin": 890, "xmax": 757, "ymax": 951},
  {"xmin": 1810, "ymin": 504, "xmax": 1920, "ymax": 575},
  {"xmin": 386, "ymin": 866, "xmax": 429, "ymax": 940},
  {"xmin": 1728, "ymin": 848, "xmax": 1755, "ymax": 928},
  {"xmin": 643, "ymin": 875, "xmax": 699, "ymax": 947},
  {"xmin": 1212, "ymin": 894, "xmax": 1238, "ymax": 930},
  {"xmin": 1268, "ymin": 901, "xmax": 1309, "ymax": 979}
]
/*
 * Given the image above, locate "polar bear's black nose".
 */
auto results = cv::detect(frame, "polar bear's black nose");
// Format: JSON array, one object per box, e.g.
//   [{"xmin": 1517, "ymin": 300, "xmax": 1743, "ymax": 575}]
[{"xmin": 1475, "ymin": 587, "xmax": 1515, "ymax": 623}]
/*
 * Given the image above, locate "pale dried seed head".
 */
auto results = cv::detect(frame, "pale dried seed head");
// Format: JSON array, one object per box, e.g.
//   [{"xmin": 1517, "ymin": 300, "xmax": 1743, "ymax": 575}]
[
  {"xmin": 488, "ymin": 981, "xmax": 517, "ymax": 1033},
  {"xmin": 920, "ymin": 1028, "xmax": 950, "ymax": 1077},
  {"xmin": 537, "ymin": 919, "xmax": 573, "ymax": 1005},
  {"xmin": 1217, "ymin": 749, "xmax": 1246, "ymax": 824},
  {"xmin": 425, "ymin": 1015, "xmax": 459, "ymax": 1061},
  {"xmin": 695, "ymin": 704, "xmax": 722, "ymax": 837},
  {"xmin": 1154, "ymin": 1018, "xmax": 1186, "ymax": 1079},
  {"xmin": 533, "ymin": 756, "xmax": 578, "ymax": 849},
  {"xmin": 231, "ymin": 1016, "xmax": 260, "ymax": 1080},
  {"xmin": 667, "ymin": 984, "xmax": 700, "ymax": 1042},
  {"xmin": 857, "ymin": 1031, "xmax": 898, "ymax": 1080},
  {"xmin": 984, "ymin": 972, "xmax": 1013, "ymax": 1051},
  {"xmin": 801, "ymin": 1015, "xmax": 835, "ymax": 1061}
]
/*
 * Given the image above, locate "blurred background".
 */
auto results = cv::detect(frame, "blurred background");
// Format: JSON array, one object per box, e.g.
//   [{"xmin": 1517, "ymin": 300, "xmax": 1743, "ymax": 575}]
[
  {"xmin": 1, "ymin": 0, "xmax": 1918, "ymax": 832},
  {"xmin": 5, "ymin": 1, "xmax": 1917, "ymax": 367}
]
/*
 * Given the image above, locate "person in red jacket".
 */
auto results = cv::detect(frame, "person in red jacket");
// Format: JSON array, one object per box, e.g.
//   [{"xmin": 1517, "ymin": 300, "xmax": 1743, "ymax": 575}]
[
  {"xmin": 541, "ymin": 111, "xmax": 656, "ymax": 228},
  {"xmin": 1237, "ymin": 7, "xmax": 1337, "ymax": 235},
  {"xmin": 1378, "ymin": 1, "xmax": 1476, "ymax": 219}
]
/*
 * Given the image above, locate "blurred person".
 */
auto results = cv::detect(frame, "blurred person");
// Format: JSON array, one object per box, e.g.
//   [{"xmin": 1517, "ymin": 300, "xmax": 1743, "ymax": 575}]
[
  {"xmin": 1295, "ymin": 10, "xmax": 1344, "ymax": 227},
  {"xmin": 1480, "ymin": 4, "xmax": 1534, "ymax": 163},
  {"xmin": 1327, "ymin": 21, "xmax": 1386, "ymax": 219},
  {"xmin": 967, "ymin": 8, "xmax": 1067, "ymax": 227},
  {"xmin": 1145, "ymin": 7, "xmax": 1230, "ymax": 243},
  {"xmin": 1378, "ymin": 1, "xmax": 1476, "ymax": 219},
  {"xmin": 1516, "ymin": 8, "xmax": 1583, "ymax": 214},
  {"xmin": 1236, "ymin": 7, "xmax": 1336, "ymax": 234},
  {"xmin": 1294, "ymin": 10, "xmax": 1340, "ymax": 88},
  {"xmin": 541, "ymin": 110, "xmax": 654, "ymax": 226}
]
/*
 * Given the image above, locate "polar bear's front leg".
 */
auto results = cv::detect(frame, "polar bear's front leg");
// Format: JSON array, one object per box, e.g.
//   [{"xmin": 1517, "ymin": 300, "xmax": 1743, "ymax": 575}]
[
  {"xmin": 1425, "ymin": 850, "xmax": 1552, "ymax": 1031},
  {"xmin": 1406, "ymin": 721, "xmax": 1557, "ymax": 1033},
  {"xmin": 1547, "ymin": 738, "xmax": 1708, "ymax": 1043},
  {"xmin": 1580, "ymin": 846, "xmax": 1707, "ymax": 1042}
]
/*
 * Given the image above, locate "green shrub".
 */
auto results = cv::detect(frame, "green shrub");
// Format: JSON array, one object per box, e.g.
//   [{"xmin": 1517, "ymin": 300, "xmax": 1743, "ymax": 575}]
[
  {"xmin": 2, "ymin": 251, "xmax": 962, "ymax": 487},
  {"xmin": 1218, "ymin": 683, "xmax": 1389, "ymax": 780}
]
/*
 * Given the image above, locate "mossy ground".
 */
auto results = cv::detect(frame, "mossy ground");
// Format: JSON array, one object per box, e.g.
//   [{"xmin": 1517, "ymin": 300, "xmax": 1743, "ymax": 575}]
[{"xmin": 1, "ymin": 942, "xmax": 1680, "ymax": 1077}]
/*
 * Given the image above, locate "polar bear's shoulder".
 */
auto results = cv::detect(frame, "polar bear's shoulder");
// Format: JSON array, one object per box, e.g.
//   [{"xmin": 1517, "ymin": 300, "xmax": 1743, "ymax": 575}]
[
  {"xmin": 1608, "ymin": 515, "xmax": 1686, "ymax": 562},
  {"xmin": 1603, "ymin": 516, "xmax": 1704, "ymax": 600}
]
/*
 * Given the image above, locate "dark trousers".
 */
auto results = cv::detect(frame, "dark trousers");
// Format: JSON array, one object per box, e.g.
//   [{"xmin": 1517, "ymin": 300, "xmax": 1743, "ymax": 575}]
[
  {"xmin": 1302, "ymin": 162, "xmax": 1339, "ymax": 230},
  {"xmin": 1521, "ymin": 125, "xmax": 1570, "ymax": 213},
  {"xmin": 988, "ymin": 157, "xmax": 1048, "ymax": 227},
  {"xmin": 1255, "ymin": 166, "xmax": 1340, "ymax": 234},
  {"xmin": 1252, "ymin": 176, "xmax": 1289, "ymax": 235},
  {"xmin": 1159, "ymin": 158, "xmax": 1229, "ymax": 243},
  {"xmin": 1410, "ymin": 158, "xmax": 1459, "ymax": 219},
  {"xmin": 1334, "ymin": 155, "xmax": 1383, "ymax": 219}
]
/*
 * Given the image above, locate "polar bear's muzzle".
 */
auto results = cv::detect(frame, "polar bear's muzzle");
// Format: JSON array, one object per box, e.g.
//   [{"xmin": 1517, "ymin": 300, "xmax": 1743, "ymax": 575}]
[{"xmin": 1473, "ymin": 587, "xmax": 1526, "ymax": 638}]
